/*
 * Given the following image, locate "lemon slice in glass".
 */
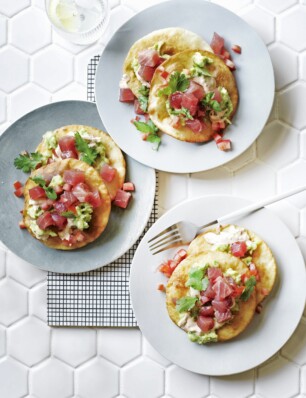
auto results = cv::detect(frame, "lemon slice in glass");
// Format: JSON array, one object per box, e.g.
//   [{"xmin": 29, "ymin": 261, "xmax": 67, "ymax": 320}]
[{"xmin": 48, "ymin": 0, "xmax": 81, "ymax": 33}]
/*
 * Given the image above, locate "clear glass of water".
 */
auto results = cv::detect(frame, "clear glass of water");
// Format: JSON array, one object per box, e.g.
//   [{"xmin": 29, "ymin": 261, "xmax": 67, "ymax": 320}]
[{"xmin": 45, "ymin": 0, "xmax": 109, "ymax": 45}]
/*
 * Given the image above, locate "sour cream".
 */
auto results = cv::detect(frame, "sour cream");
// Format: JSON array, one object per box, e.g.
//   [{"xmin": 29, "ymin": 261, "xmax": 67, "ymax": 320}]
[{"xmin": 204, "ymin": 225, "xmax": 250, "ymax": 246}]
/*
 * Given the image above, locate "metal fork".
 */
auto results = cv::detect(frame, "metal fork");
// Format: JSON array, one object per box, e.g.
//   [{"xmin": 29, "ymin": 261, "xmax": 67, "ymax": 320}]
[{"xmin": 148, "ymin": 184, "xmax": 306, "ymax": 255}]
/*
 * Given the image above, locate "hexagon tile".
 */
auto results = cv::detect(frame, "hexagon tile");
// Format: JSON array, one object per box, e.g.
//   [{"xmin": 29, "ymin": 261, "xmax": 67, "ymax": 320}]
[{"xmin": 1, "ymin": 1, "xmax": 306, "ymax": 398}]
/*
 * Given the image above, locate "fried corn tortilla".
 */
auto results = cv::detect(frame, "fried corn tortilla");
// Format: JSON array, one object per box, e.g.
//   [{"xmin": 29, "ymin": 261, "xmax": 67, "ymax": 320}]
[
  {"xmin": 149, "ymin": 50, "xmax": 239, "ymax": 143},
  {"xmin": 187, "ymin": 225, "xmax": 277, "ymax": 304},
  {"xmin": 23, "ymin": 159, "xmax": 111, "ymax": 250},
  {"xmin": 166, "ymin": 251, "xmax": 257, "ymax": 342},
  {"xmin": 36, "ymin": 125, "xmax": 126, "ymax": 200},
  {"xmin": 123, "ymin": 27, "xmax": 212, "ymax": 97}
]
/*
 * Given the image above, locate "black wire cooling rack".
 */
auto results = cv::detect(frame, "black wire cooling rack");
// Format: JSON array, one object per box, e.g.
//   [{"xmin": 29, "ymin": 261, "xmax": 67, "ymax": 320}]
[{"xmin": 47, "ymin": 55, "xmax": 158, "ymax": 327}]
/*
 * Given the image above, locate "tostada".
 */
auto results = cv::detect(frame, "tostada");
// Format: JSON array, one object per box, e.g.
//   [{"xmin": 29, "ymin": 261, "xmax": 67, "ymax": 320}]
[
  {"xmin": 166, "ymin": 251, "xmax": 257, "ymax": 344},
  {"xmin": 187, "ymin": 224, "xmax": 277, "ymax": 304},
  {"xmin": 23, "ymin": 159, "xmax": 111, "ymax": 250},
  {"xmin": 35, "ymin": 125, "xmax": 126, "ymax": 200},
  {"xmin": 148, "ymin": 50, "xmax": 238, "ymax": 144}
]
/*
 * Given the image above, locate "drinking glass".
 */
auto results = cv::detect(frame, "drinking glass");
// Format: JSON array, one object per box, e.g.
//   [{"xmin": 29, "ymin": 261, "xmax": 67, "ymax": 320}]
[{"xmin": 45, "ymin": 0, "xmax": 109, "ymax": 45}]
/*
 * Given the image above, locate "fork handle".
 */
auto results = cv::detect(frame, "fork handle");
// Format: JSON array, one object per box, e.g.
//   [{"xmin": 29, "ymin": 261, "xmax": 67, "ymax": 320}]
[{"xmin": 217, "ymin": 185, "xmax": 306, "ymax": 225}]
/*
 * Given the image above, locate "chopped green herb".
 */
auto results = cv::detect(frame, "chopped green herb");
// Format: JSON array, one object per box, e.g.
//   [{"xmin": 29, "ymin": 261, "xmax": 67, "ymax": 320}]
[
  {"xmin": 146, "ymin": 132, "xmax": 161, "ymax": 151},
  {"xmin": 14, "ymin": 152, "xmax": 44, "ymax": 172},
  {"xmin": 75, "ymin": 132, "xmax": 98, "ymax": 165},
  {"xmin": 176, "ymin": 296, "xmax": 198, "ymax": 313},
  {"xmin": 170, "ymin": 106, "xmax": 193, "ymax": 120},
  {"xmin": 133, "ymin": 120, "xmax": 157, "ymax": 134},
  {"xmin": 201, "ymin": 92, "xmax": 222, "ymax": 112},
  {"xmin": 241, "ymin": 276, "xmax": 256, "ymax": 302},
  {"xmin": 133, "ymin": 119, "xmax": 161, "ymax": 150},
  {"xmin": 31, "ymin": 176, "xmax": 45, "ymax": 186},
  {"xmin": 31, "ymin": 176, "xmax": 57, "ymax": 200},
  {"xmin": 158, "ymin": 71, "xmax": 190, "ymax": 96}
]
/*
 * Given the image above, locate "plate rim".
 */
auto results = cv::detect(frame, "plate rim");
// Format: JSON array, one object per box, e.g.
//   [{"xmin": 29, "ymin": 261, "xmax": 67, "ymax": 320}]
[
  {"xmin": 129, "ymin": 194, "xmax": 306, "ymax": 375},
  {"xmin": 0, "ymin": 99, "xmax": 156, "ymax": 274},
  {"xmin": 95, "ymin": 0, "xmax": 275, "ymax": 173}
]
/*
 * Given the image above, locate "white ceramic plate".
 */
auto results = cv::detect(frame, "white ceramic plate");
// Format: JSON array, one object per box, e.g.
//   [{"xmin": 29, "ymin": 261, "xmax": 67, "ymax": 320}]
[
  {"xmin": 0, "ymin": 100, "xmax": 155, "ymax": 273},
  {"xmin": 95, "ymin": 0, "xmax": 274, "ymax": 173},
  {"xmin": 130, "ymin": 195, "xmax": 306, "ymax": 375}
]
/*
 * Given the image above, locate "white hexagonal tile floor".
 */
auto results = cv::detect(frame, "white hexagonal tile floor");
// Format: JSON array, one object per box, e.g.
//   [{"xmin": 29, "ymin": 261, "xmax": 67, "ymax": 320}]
[
  {"xmin": 10, "ymin": 7, "xmax": 51, "ymax": 54},
  {"xmin": 98, "ymin": 328, "xmax": 141, "ymax": 366},
  {"xmin": 121, "ymin": 357, "xmax": 164, "ymax": 398},
  {"xmin": 1, "ymin": 1, "xmax": 306, "ymax": 397},
  {"xmin": 0, "ymin": 357, "xmax": 28, "ymax": 397},
  {"xmin": 6, "ymin": 252, "xmax": 46, "ymax": 288},
  {"xmin": 7, "ymin": 316, "xmax": 50, "ymax": 367},
  {"xmin": 240, "ymin": 5, "xmax": 275, "ymax": 45},
  {"xmin": 269, "ymin": 43, "xmax": 298, "ymax": 90},
  {"xmin": 30, "ymin": 358, "xmax": 74, "ymax": 398},
  {"xmin": 32, "ymin": 45, "xmax": 74, "ymax": 92},
  {"xmin": 279, "ymin": 6, "xmax": 306, "ymax": 51},
  {"xmin": 278, "ymin": 83, "xmax": 306, "ymax": 129},
  {"xmin": 0, "ymin": 47, "xmax": 29, "ymax": 93},
  {"xmin": 257, "ymin": 356, "xmax": 300, "ymax": 398},
  {"xmin": 0, "ymin": 278, "xmax": 28, "ymax": 326},
  {"xmin": 211, "ymin": 370, "xmax": 254, "ymax": 398},
  {"xmin": 0, "ymin": 15, "xmax": 7, "ymax": 47},
  {"xmin": 166, "ymin": 365, "xmax": 209, "ymax": 398},
  {"xmin": 256, "ymin": 0, "xmax": 298, "ymax": 14},
  {"xmin": 257, "ymin": 121, "xmax": 299, "ymax": 170},
  {"xmin": 0, "ymin": 0, "xmax": 30, "ymax": 17},
  {"xmin": 75, "ymin": 357, "xmax": 119, "ymax": 398},
  {"xmin": 53, "ymin": 328, "xmax": 97, "ymax": 367},
  {"xmin": 9, "ymin": 83, "xmax": 50, "ymax": 122}
]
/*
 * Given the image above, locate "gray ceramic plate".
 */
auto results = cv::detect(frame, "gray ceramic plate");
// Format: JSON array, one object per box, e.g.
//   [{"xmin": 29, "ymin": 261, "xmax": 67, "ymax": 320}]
[
  {"xmin": 130, "ymin": 195, "xmax": 306, "ymax": 375},
  {"xmin": 0, "ymin": 100, "xmax": 155, "ymax": 273},
  {"xmin": 95, "ymin": 0, "xmax": 274, "ymax": 173}
]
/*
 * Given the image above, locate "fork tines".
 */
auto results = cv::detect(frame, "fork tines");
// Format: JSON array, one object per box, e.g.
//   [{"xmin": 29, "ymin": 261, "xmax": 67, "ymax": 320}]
[{"xmin": 148, "ymin": 225, "xmax": 182, "ymax": 252}]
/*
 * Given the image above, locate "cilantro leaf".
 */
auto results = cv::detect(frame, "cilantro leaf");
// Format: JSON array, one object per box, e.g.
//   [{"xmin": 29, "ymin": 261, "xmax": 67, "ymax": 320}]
[
  {"xmin": 176, "ymin": 73, "xmax": 190, "ymax": 92},
  {"xmin": 133, "ymin": 120, "xmax": 156, "ymax": 134},
  {"xmin": 75, "ymin": 132, "xmax": 98, "ymax": 165},
  {"xmin": 241, "ymin": 276, "xmax": 257, "ymax": 302},
  {"xmin": 176, "ymin": 296, "xmax": 198, "ymax": 313},
  {"xmin": 133, "ymin": 119, "xmax": 161, "ymax": 150},
  {"xmin": 31, "ymin": 176, "xmax": 46, "ymax": 186},
  {"xmin": 170, "ymin": 107, "xmax": 193, "ymax": 120},
  {"xmin": 146, "ymin": 133, "xmax": 161, "ymax": 151},
  {"xmin": 14, "ymin": 152, "xmax": 44, "ymax": 172},
  {"xmin": 31, "ymin": 176, "xmax": 57, "ymax": 200},
  {"xmin": 202, "ymin": 92, "xmax": 222, "ymax": 112},
  {"xmin": 158, "ymin": 85, "xmax": 172, "ymax": 97},
  {"xmin": 158, "ymin": 71, "xmax": 190, "ymax": 96}
]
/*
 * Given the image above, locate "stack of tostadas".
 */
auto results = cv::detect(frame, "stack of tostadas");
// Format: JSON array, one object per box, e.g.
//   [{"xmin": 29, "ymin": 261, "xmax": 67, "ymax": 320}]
[
  {"xmin": 22, "ymin": 125, "xmax": 127, "ymax": 250},
  {"xmin": 165, "ymin": 224, "xmax": 277, "ymax": 344},
  {"xmin": 122, "ymin": 27, "xmax": 238, "ymax": 144}
]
